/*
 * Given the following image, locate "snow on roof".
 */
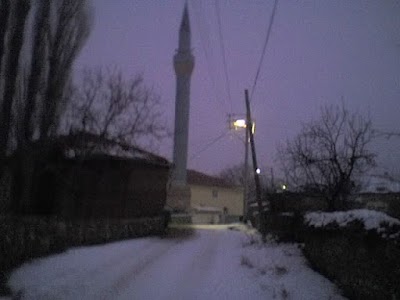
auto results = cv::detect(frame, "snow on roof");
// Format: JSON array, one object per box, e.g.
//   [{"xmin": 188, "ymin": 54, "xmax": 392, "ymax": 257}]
[
  {"xmin": 64, "ymin": 142, "xmax": 148, "ymax": 160},
  {"xmin": 249, "ymin": 201, "xmax": 268, "ymax": 208},
  {"xmin": 305, "ymin": 209, "xmax": 400, "ymax": 239},
  {"xmin": 58, "ymin": 132, "xmax": 169, "ymax": 165},
  {"xmin": 252, "ymin": 208, "xmax": 270, "ymax": 215},
  {"xmin": 192, "ymin": 206, "xmax": 223, "ymax": 213}
]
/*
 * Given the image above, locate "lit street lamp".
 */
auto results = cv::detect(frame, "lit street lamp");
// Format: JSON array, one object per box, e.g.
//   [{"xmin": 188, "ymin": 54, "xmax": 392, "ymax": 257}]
[
  {"xmin": 233, "ymin": 119, "xmax": 246, "ymax": 128},
  {"xmin": 232, "ymin": 119, "xmax": 255, "ymax": 134},
  {"xmin": 229, "ymin": 116, "xmax": 256, "ymax": 222}
]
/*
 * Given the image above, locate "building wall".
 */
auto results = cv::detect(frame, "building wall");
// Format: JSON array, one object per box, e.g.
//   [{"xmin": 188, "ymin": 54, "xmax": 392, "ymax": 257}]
[
  {"xmin": 37, "ymin": 159, "xmax": 169, "ymax": 219},
  {"xmin": 189, "ymin": 184, "xmax": 243, "ymax": 216}
]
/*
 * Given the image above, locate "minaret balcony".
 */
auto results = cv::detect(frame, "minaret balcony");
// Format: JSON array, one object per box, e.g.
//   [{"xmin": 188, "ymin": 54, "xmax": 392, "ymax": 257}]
[{"xmin": 174, "ymin": 53, "xmax": 194, "ymax": 75}]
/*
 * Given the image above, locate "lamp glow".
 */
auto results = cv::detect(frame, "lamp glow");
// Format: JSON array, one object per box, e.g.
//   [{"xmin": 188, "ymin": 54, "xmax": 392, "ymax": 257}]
[
  {"xmin": 233, "ymin": 119, "xmax": 246, "ymax": 128},
  {"xmin": 232, "ymin": 119, "xmax": 255, "ymax": 134}
]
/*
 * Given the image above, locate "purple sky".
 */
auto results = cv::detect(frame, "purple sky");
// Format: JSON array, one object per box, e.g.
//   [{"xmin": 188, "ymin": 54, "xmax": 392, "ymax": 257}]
[{"xmin": 75, "ymin": 0, "xmax": 400, "ymax": 177}]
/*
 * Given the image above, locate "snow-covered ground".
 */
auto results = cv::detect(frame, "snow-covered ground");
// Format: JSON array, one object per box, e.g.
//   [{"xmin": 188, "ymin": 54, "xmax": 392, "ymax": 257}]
[
  {"xmin": 7, "ymin": 225, "xmax": 345, "ymax": 300},
  {"xmin": 305, "ymin": 209, "xmax": 400, "ymax": 239}
]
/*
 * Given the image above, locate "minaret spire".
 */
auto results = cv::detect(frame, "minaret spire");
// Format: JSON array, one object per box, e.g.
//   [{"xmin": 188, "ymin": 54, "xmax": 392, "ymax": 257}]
[
  {"xmin": 178, "ymin": 3, "xmax": 191, "ymax": 52},
  {"xmin": 168, "ymin": 4, "xmax": 195, "ymax": 211}
]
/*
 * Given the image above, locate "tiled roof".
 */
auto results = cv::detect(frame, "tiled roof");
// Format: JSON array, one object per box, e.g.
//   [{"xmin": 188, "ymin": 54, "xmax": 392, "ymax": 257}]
[{"xmin": 187, "ymin": 169, "xmax": 241, "ymax": 188}]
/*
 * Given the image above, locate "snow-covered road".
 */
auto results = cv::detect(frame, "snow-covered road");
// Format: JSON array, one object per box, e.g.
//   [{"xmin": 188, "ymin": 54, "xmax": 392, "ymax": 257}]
[{"xmin": 8, "ymin": 225, "xmax": 345, "ymax": 300}]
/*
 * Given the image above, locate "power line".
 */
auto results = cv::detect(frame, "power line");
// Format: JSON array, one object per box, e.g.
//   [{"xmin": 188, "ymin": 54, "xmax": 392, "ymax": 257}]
[
  {"xmin": 215, "ymin": 0, "xmax": 233, "ymax": 114},
  {"xmin": 191, "ymin": 1, "xmax": 225, "ymax": 110},
  {"xmin": 189, "ymin": 130, "xmax": 229, "ymax": 161},
  {"xmin": 250, "ymin": 0, "xmax": 279, "ymax": 102}
]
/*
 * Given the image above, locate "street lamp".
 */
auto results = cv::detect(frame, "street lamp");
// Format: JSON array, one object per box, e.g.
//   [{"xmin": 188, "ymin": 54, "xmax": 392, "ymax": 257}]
[
  {"xmin": 233, "ymin": 119, "xmax": 246, "ymax": 128},
  {"xmin": 232, "ymin": 119, "xmax": 255, "ymax": 134},
  {"xmin": 230, "ymin": 117, "xmax": 256, "ymax": 222}
]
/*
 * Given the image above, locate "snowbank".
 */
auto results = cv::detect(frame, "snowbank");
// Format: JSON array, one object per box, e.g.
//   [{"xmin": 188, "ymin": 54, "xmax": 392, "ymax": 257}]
[{"xmin": 305, "ymin": 209, "xmax": 400, "ymax": 239}]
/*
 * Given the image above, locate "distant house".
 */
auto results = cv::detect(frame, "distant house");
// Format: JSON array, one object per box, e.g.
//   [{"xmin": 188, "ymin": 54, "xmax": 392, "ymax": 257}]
[
  {"xmin": 349, "ymin": 173, "xmax": 400, "ymax": 218},
  {"xmin": 179, "ymin": 170, "xmax": 244, "ymax": 224},
  {"xmin": 358, "ymin": 173, "xmax": 400, "ymax": 194}
]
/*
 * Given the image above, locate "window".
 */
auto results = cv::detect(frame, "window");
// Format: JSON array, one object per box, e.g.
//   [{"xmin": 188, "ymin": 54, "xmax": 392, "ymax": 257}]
[{"xmin": 212, "ymin": 189, "xmax": 218, "ymax": 198}]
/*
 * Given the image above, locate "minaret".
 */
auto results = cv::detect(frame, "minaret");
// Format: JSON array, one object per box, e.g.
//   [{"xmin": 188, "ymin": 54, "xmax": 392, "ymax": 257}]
[{"xmin": 168, "ymin": 4, "xmax": 194, "ymax": 211}]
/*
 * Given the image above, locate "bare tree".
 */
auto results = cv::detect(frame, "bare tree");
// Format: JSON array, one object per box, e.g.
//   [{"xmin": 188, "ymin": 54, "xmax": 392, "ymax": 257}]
[
  {"xmin": 65, "ymin": 67, "xmax": 168, "ymax": 149},
  {"xmin": 219, "ymin": 163, "xmax": 274, "ymax": 190},
  {"xmin": 219, "ymin": 164, "xmax": 246, "ymax": 186},
  {"xmin": 278, "ymin": 105, "xmax": 375, "ymax": 211},
  {"xmin": 219, "ymin": 163, "xmax": 277, "ymax": 208},
  {"xmin": 39, "ymin": 0, "xmax": 92, "ymax": 139},
  {"xmin": 0, "ymin": 0, "xmax": 31, "ymax": 157},
  {"xmin": 0, "ymin": 0, "xmax": 91, "ymax": 156},
  {"xmin": 0, "ymin": 0, "xmax": 12, "ymax": 78},
  {"xmin": 23, "ymin": 0, "xmax": 51, "ymax": 143},
  {"xmin": 0, "ymin": 0, "xmax": 91, "ymax": 215}
]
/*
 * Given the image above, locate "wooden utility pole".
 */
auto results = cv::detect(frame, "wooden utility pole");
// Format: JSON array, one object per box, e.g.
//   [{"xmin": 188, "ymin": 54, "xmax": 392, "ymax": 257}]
[
  {"xmin": 245, "ymin": 89, "xmax": 266, "ymax": 241},
  {"xmin": 243, "ymin": 122, "xmax": 249, "ymax": 221}
]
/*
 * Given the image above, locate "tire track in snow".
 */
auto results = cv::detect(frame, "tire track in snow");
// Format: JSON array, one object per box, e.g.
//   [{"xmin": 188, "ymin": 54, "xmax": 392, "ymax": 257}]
[
  {"xmin": 114, "ymin": 231, "xmax": 217, "ymax": 299},
  {"xmin": 110, "ymin": 239, "xmax": 179, "ymax": 296},
  {"xmin": 118, "ymin": 230, "xmax": 233, "ymax": 300},
  {"xmin": 53, "ymin": 239, "xmax": 179, "ymax": 300},
  {"xmin": 9, "ymin": 228, "xmax": 348, "ymax": 300},
  {"xmin": 62, "ymin": 240, "xmax": 155, "ymax": 282},
  {"xmin": 167, "ymin": 231, "xmax": 221, "ymax": 300},
  {"xmin": 9, "ymin": 239, "xmax": 156, "ymax": 299}
]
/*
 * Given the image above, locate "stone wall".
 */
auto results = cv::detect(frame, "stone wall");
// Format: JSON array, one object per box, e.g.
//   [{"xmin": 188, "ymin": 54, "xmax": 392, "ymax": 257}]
[
  {"xmin": 260, "ymin": 210, "xmax": 400, "ymax": 299},
  {"xmin": 301, "ymin": 219, "xmax": 400, "ymax": 299},
  {"xmin": 0, "ymin": 215, "xmax": 167, "ymax": 295}
]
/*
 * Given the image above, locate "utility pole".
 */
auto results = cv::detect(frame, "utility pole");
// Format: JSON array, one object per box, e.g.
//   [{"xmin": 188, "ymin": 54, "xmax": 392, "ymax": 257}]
[
  {"xmin": 243, "ymin": 120, "xmax": 249, "ymax": 221},
  {"xmin": 227, "ymin": 112, "xmax": 249, "ymax": 221},
  {"xmin": 270, "ymin": 167, "xmax": 275, "ymax": 192},
  {"xmin": 245, "ymin": 89, "xmax": 266, "ymax": 241}
]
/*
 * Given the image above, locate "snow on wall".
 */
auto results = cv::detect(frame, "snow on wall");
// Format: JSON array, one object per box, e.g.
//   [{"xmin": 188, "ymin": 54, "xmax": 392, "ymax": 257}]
[{"xmin": 304, "ymin": 209, "xmax": 400, "ymax": 239}]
